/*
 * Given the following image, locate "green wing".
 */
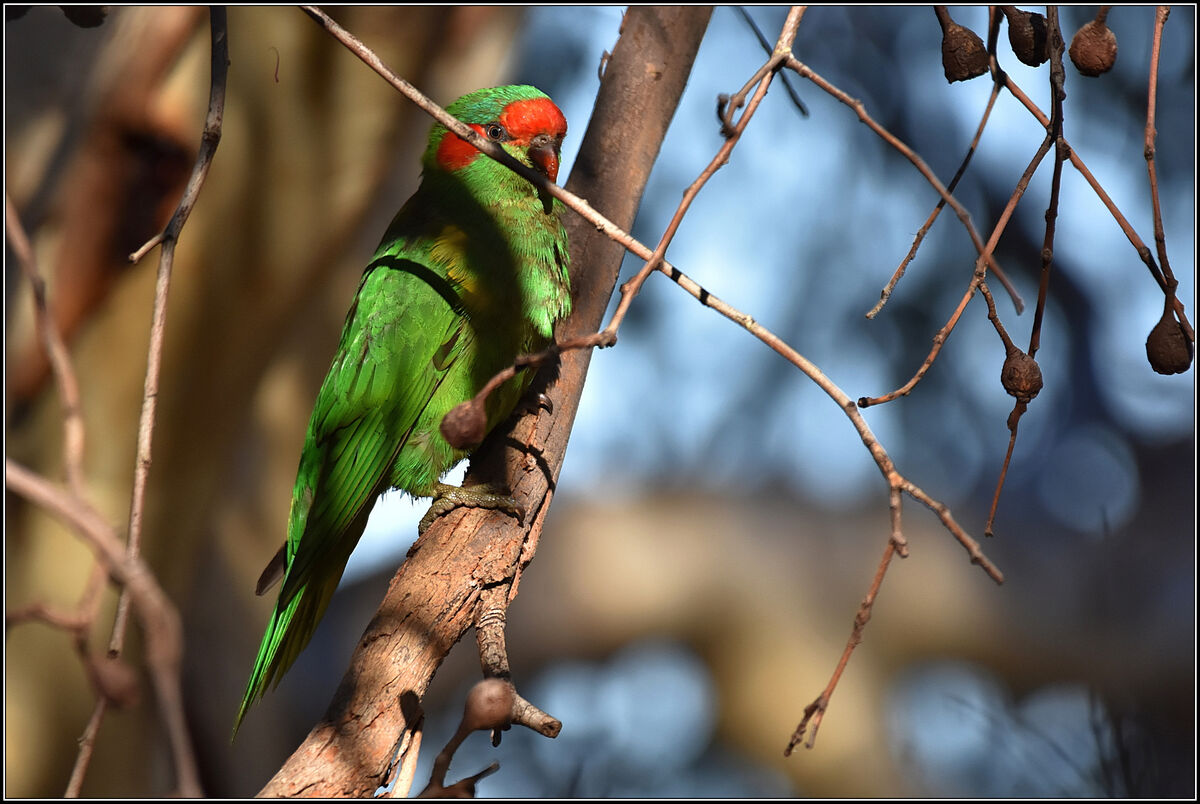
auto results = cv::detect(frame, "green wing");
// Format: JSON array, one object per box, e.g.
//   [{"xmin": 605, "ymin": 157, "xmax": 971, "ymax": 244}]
[{"xmin": 234, "ymin": 256, "xmax": 469, "ymax": 734}]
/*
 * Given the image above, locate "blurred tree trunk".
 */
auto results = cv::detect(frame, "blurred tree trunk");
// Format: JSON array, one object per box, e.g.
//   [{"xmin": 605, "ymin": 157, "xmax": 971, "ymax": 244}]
[{"xmin": 5, "ymin": 6, "xmax": 524, "ymax": 797}]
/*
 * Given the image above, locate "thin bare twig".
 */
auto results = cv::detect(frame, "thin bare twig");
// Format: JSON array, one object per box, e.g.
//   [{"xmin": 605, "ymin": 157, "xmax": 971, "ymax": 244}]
[
  {"xmin": 113, "ymin": 6, "xmax": 227, "ymax": 653},
  {"xmin": 985, "ymin": 8, "xmax": 1067, "ymax": 536},
  {"xmin": 1001, "ymin": 68, "xmax": 1192, "ymax": 340},
  {"xmin": 858, "ymin": 118, "xmax": 1053, "ymax": 409},
  {"xmin": 475, "ymin": 587, "xmax": 561, "ymax": 737},
  {"xmin": 7, "ymin": 145, "xmax": 201, "ymax": 798},
  {"xmin": 1027, "ymin": 7, "xmax": 1068, "ymax": 359},
  {"xmin": 784, "ymin": 55, "xmax": 1025, "ymax": 315},
  {"xmin": 56, "ymin": 7, "xmax": 225, "ymax": 796},
  {"xmin": 443, "ymin": 7, "xmax": 804, "ymax": 430},
  {"xmin": 5, "ymin": 195, "xmax": 87, "ymax": 496},
  {"xmin": 735, "ymin": 6, "xmax": 808, "ymax": 118},
  {"xmin": 1144, "ymin": 7, "xmax": 1178, "ymax": 296},
  {"xmin": 657, "ymin": 258, "xmax": 1004, "ymax": 586},
  {"xmin": 6, "ymin": 460, "xmax": 200, "ymax": 796},
  {"xmin": 7, "ymin": 189, "xmax": 138, "ymax": 798},
  {"xmin": 614, "ymin": 8, "xmax": 805, "ymax": 343},
  {"xmin": 788, "ymin": 536, "xmax": 898, "ymax": 753},
  {"xmin": 979, "ymin": 280, "xmax": 1027, "ymax": 537},
  {"xmin": 868, "ymin": 7, "xmax": 1011, "ymax": 320},
  {"xmin": 4, "ymin": 196, "xmax": 118, "ymax": 794},
  {"xmin": 867, "ymin": 79, "xmax": 1003, "ymax": 319}
]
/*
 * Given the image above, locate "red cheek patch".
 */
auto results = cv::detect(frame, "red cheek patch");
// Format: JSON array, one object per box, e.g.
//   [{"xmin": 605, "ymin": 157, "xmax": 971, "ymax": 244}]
[{"xmin": 435, "ymin": 123, "xmax": 486, "ymax": 171}]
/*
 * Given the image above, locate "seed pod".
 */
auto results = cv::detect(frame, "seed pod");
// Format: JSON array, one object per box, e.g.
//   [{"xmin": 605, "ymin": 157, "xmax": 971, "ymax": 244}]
[
  {"xmin": 462, "ymin": 678, "xmax": 515, "ymax": 732},
  {"xmin": 1001, "ymin": 348, "xmax": 1043, "ymax": 403},
  {"xmin": 90, "ymin": 654, "xmax": 141, "ymax": 708},
  {"xmin": 440, "ymin": 399, "xmax": 487, "ymax": 450},
  {"xmin": 937, "ymin": 7, "xmax": 989, "ymax": 82},
  {"xmin": 1069, "ymin": 18, "xmax": 1118, "ymax": 76},
  {"xmin": 60, "ymin": 6, "xmax": 109, "ymax": 27},
  {"xmin": 1146, "ymin": 307, "xmax": 1193, "ymax": 375},
  {"xmin": 1002, "ymin": 6, "xmax": 1049, "ymax": 67}
]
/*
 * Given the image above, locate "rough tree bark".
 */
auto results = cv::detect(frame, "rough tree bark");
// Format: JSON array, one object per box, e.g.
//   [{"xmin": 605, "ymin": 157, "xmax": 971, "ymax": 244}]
[{"xmin": 257, "ymin": 6, "xmax": 715, "ymax": 798}]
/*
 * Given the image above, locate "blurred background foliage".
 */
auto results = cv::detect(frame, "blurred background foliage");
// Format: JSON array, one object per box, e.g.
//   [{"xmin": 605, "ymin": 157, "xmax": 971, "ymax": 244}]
[{"xmin": 5, "ymin": 5, "xmax": 1194, "ymax": 798}]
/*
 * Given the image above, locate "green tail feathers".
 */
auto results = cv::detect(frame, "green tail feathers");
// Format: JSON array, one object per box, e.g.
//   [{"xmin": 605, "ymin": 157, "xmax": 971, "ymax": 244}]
[{"xmin": 233, "ymin": 562, "xmax": 345, "ymax": 737}]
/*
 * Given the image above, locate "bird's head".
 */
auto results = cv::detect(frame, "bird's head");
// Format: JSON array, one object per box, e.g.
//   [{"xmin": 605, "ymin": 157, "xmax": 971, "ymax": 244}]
[{"xmin": 425, "ymin": 85, "xmax": 567, "ymax": 185}]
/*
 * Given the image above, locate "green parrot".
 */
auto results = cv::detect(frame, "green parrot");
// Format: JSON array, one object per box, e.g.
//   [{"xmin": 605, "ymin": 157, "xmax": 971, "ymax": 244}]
[{"xmin": 234, "ymin": 85, "xmax": 571, "ymax": 735}]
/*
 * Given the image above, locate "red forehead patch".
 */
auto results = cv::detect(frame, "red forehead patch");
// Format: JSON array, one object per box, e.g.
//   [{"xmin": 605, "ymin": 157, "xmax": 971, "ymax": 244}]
[
  {"xmin": 433, "ymin": 96, "xmax": 566, "ymax": 173},
  {"xmin": 498, "ymin": 97, "xmax": 567, "ymax": 143}
]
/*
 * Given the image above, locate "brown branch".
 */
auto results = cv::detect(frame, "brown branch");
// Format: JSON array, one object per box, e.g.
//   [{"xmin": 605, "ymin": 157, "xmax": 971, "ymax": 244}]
[
  {"xmin": 859, "ymin": 116, "xmax": 1053, "ymax": 409},
  {"xmin": 114, "ymin": 7, "xmax": 228, "ymax": 653},
  {"xmin": 18, "ymin": 8, "xmax": 227, "ymax": 797},
  {"xmin": 654, "ymin": 255, "xmax": 1004, "ymax": 587},
  {"xmin": 9, "ymin": 189, "xmax": 114, "ymax": 799},
  {"xmin": 785, "ymin": 54, "xmax": 1024, "ymax": 315},
  {"xmin": 6, "ymin": 44, "xmax": 212, "ymax": 786},
  {"xmin": 979, "ymin": 280, "xmax": 1036, "ymax": 537},
  {"xmin": 788, "ymin": 536, "xmax": 899, "ymax": 753},
  {"xmin": 867, "ymin": 78, "xmax": 1003, "ymax": 319},
  {"xmin": 6, "ymin": 601, "xmax": 92, "ymax": 633},
  {"xmin": 67, "ymin": 704, "xmax": 109, "ymax": 798},
  {"xmin": 7, "ymin": 190, "xmax": 131, "ymax": 799},
  {"xmin": 1139, "ymin": 8, "xmax": 1191, "ymax": 374},
  {"xmin": 444, "ymin": 7, "xmax": 806, "ymax": 441},
  {"xmin": 5, "ymin": 460, "xmax": 200, "ymax": 796},
  {"xmin": 603, "ymin": 7, "xmax": 805, "ymax": 348},
  {"xmin": 1027, "ymin": 6, "xmax": 1068, "ymax": 360},
  {"xmin": 5, "ymin": 195, "xmax": 87, "ymax": 496},
  {"xmin": 789, "ymin": 51, "xmax": 1044, "ymax": 409},
  {"xmin": 412, "ymin": 586, "xmax": 561, "ymax": 797},
  {"xmin": 733, "ymin": 6, "xmax": 809, "ymax": 120},
  {"xmin": 475, "ymin": 586, "xmax": 561, "ymax": 738},
  {"xmin": 418, "ymin": 679, "xmax": 509, "ymax": 797},
  {"xmin": 1001, "ymin": 67, "xmax": 1192, "ymax": 341},
  {"xmin": 258, "ymin": 7, "xmax": 714, "ymax": 796},
  {"xmin": 870, "ymin": 6, "xmax": 1006, "ymax": 321},
  {"xmin": 1144, "ymin": 7, "xmax": 1179, "ymax": 294},
  {"xmin": 982, "ymin": 8, "xmax": 1067, "ymax": 536}
]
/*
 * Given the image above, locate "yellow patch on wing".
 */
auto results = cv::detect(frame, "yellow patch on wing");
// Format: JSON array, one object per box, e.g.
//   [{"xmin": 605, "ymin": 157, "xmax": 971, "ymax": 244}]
[{"xmin": 430, "ymin": 225, "xmax": 477, "ymax": 295}]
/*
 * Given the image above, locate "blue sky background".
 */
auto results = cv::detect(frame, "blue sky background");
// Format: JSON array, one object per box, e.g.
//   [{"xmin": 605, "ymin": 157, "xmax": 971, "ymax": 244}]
[
  {"xmin": 329, "ymin": 7, "xmax": 1194, "ymax": 796},
  {"xmin": 351, "ymin": 4, "xmax": 1194, "ymax": 573}
]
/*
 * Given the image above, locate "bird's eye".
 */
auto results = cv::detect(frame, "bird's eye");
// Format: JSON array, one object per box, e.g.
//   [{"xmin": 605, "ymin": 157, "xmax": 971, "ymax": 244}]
[{"xmin": 485, "ymin": 123, "xmax": 507, "ymax": 141}]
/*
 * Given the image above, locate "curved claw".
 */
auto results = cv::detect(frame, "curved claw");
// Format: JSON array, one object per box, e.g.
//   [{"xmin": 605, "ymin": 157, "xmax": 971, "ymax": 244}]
[
  {"xmin": 418, "ymin": 482, "xmax": 525, "ymax": 534},
  {"xmin": 515, "ymin": 391, "xmax": 554, "ymax": 417}
]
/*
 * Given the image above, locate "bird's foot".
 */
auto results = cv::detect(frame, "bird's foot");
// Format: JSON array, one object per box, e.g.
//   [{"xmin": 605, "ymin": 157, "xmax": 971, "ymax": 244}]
[
  {"xmin": 513, "ymin": 391, "xmax": 554, "ymax": 417},
  {"xmin": 418, "ymin": 482, "xmax": 525, "ymax": 535}
]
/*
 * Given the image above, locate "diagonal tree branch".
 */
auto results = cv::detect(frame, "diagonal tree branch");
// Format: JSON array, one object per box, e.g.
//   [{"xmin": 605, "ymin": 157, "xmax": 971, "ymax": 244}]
[
  {"xmin": 257, "ymin": 7, "xmax": 714, "ymax": 797},
  {"xmin": 5, "ymin": 459, "xmax": 201, "ymax": 796}
]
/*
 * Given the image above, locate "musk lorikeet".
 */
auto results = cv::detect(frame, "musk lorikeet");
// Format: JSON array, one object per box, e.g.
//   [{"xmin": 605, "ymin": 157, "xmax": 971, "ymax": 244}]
[{"xmin": 234, "ymin": 85, "xmax": 571, "ymax": 735}]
